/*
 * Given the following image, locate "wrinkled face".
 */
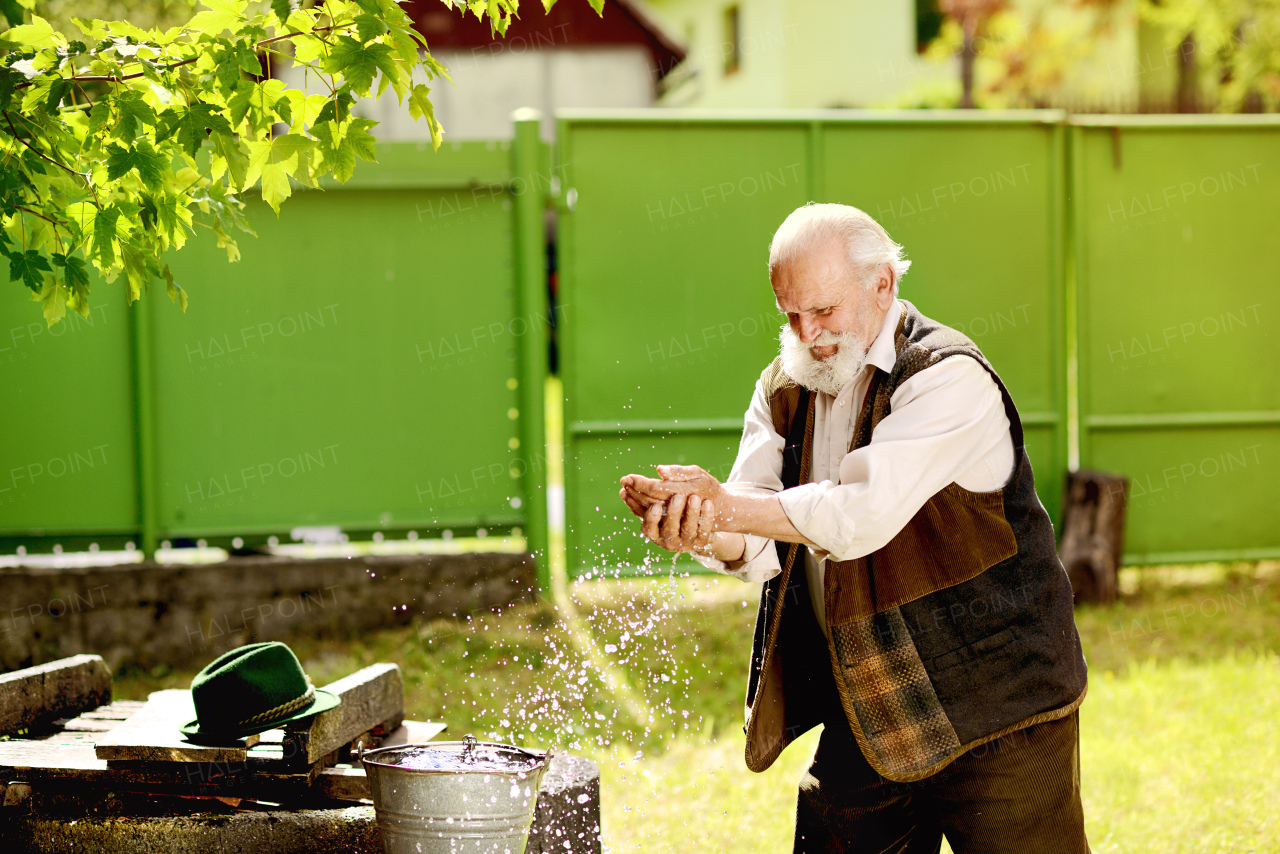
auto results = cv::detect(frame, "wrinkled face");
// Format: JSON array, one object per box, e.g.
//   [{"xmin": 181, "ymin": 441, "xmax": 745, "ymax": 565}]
[{"xmin": 771, "ymin": 237, "xmax": 886, "ymax": 361}]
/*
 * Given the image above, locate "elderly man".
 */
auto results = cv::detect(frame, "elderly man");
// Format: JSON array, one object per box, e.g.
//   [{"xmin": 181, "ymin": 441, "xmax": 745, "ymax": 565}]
[{"xmin": 620, "ymin": 203, "xmax": 1089, "ymax": 853}]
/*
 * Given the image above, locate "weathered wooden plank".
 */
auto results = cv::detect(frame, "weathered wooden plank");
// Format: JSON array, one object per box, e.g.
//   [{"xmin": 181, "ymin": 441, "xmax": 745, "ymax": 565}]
[
  {"xmin": 316, "ymin": 765, "xmax": 370, "ymax": 801},
  {"xmin": 314, "ymin": 718, "xmax": 447, "ymax": 802},
  {"xmin": 94, "ymin": 690, "xmax": 258, "ymax": 763},
  {"xmin": 283, "ymin": 663, "xmax": 404, "ymax": 765},
  {"xmin": 55, "ymin": 717, "xmax": 119, "ymax": 733},
  {"xmin": 247, "ymin": 759, "xmax": 326, "ymax": 797},
  {"xmin": 35, "ymin": 730, "xmax": 97, "ymax": 745},
  {"xmin": 73, "ymin": 700, "xmax": 145, "ymax": 720},
  {"xmin": 0, "ymin": 655, "xmax": 112, "ymax": 736},
  {"xmin": 0, "ymin": 740, "xmax": 250, "ymax": 791},
  {"xmin": 3, "ymin": 781, "xmax": 32, "ymax": 809},
  {"xmin": 0, "ymin": 740, "xmax": 111, "ymax": 774}
]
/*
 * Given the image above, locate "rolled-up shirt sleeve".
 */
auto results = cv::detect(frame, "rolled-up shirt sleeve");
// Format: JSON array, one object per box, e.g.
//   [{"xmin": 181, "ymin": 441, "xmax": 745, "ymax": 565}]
[
  {"xmin": 776, "ymin": 356, "xmax": 1012, "ymax": 562},
  {"xmin": 690, "ymin": 377, "xmax": 785, "ymax": 583}
]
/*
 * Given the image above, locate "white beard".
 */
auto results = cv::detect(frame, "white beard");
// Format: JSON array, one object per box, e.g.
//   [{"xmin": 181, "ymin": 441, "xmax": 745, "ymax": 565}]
[{"xmin": 778, "ymin": 325, "xmax": 869, "ymax": 397}]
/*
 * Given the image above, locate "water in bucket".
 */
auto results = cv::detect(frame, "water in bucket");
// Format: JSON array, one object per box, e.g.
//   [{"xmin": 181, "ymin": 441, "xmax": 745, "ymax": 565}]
[{"xmin": 362, "ymin": 735, "xmax": 548, "ymax": 854}]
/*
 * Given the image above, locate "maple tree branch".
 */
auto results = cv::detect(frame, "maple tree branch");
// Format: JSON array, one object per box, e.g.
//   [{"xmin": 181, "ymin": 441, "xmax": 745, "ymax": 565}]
[
  {"xmin": 4, "ymin": 111, "xmax": 82, "ymax": 179},
  {"xmin": 25, "ymin": 26, "xmax": 344, "ymax": 88},
  {"xmin": 15, "ymin": 205, "xmax": 68, "ymax": 226}
]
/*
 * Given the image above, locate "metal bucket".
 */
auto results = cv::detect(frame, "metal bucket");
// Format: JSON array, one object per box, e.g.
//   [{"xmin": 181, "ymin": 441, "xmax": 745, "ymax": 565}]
[{"xmin": 361, "ymin": 737, "xmax": 548, "ymax": 854}]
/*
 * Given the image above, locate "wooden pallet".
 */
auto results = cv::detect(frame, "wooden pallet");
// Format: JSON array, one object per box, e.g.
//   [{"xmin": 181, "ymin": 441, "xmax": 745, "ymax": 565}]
[{"xmin": 0, "ymin": 655, "xmax": 445, "ymax": 811}]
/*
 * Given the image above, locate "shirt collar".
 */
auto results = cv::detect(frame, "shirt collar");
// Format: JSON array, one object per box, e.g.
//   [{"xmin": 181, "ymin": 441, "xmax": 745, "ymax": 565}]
[{"xmin": 864, "ymin": 298, "xmax": 902, "ymax": 376}]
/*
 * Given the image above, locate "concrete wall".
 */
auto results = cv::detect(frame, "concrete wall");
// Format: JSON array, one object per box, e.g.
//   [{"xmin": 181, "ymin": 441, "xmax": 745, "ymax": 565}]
[{"xmin": 0, "ymin": 553, "xmax": 537, "ymax": 672}]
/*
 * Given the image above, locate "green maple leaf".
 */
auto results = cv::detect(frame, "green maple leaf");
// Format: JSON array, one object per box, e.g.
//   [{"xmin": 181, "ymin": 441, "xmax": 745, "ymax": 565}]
[
  {"xmin": 312, "ymin": 121, "xmax": 355, "ymax": 183},
  {"xmin": 51, "ymin": 252, "xmax": 91, "ymax": 316},
  {"xmin": 34, "ymin": 278, "xmax": 67, "ymax": 326},
  {"xmin": 388, "ymin": 24, "xmax": 426, "ymax": 65},
  {"xmin": 355, "ymin": 13, "xmax": 384, "ymax": 43},
  {"xmin": 270, "ymin": 0, "xmax": 296, "ymax": 23},
  {"xmin": 188, "ymin": 0, "xmax": 248, "ymax": 36},
  {"xmin": 282, "ymin": 90, "xmax": 328, "ymax": 131},
  {"xmin": 106, "ymin": 141, "xmax": 167, "ymax": 191},
  {"xmin": 0, "ymin": 0, "xmax": 24, "ymax": 28},
  {"xmin": 244, "ymin": 133, "xmax": 315, "ymax": 213},
  {"xmin": 0, "ymin": 161, "xmax": 32, "ymax": 215},
  {"xmin": 155, "ymin": 193, "xmax": 194, "ymax": 250},
  {"xmin": 345, "ymin": 118, "xmax": 379, "ymax": 162},
  {"xmin": 161, "ymin": 263, "xmax": 188, "ymax": 311},
  {"xmin": 407, "ymin": 84, "xmax": 443, "ymax": 150},
  {"xmin": 44, "ymin": 78, "xmax": 70, "ymax": 116},
  {"xmin": 226, "ymin": 79, "xmax": 256, "ymax": 126},
  {"xmin": 92, "ymin": 206, "xmax": 122, "ymax": 267},
  {"xmin": 119, "ymin": 242, "xmax": 152, "ymax": 302},
  {"xmin": 228, "ymin": 79, "xmax": 287, "ymax": 132},
  {"xmin": 314, "ymin": 91, "xmax": 355, "ymax": 126},
  {"xmin": 7, "ymin": 248, "xmax": 51, "ymax": 292},
  {"xmin": 163, "ymin": 103, "xmax": 234, "ymax": 157},
  {"xmin": 0, "ymin": 67, "xmax": 20, "ymax": 110},
  {"xmin": 323, "ymin": 36, "xmax": 396, "ymax": 96},
  {"xmin": 210, "ymin": 132, "xmax": 249, "ymax": 189},
  {"xmin": 51, "ymin": 252, "xmax": 90, "ymax": 291},
  {"xmin": 236, "ymin": 42, "xmax": 263, "ymax": 76},
  {"xmin": 115, "ymin": 90, "xmax": 156, "ymax": 139}
]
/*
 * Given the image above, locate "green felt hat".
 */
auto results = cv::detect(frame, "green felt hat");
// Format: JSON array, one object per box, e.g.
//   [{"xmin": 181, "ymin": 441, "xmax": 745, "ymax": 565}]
[{"xmin": 180, "ymin": 641, "xmax": 340, "ymax": 744}]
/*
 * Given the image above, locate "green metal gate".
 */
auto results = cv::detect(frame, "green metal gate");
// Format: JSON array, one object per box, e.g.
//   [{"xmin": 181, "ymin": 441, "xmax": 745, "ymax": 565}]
[
  {"xmin": 1071, "ymin": 115, "xmax": 1280, "ymax": 564},
  {"xmin": 2, "ymin": 123, "xmax": 550, "ymax": 577},
  {"xmin": 556, "ymin": 111, "xmax": 1069, "ymax": 577}
]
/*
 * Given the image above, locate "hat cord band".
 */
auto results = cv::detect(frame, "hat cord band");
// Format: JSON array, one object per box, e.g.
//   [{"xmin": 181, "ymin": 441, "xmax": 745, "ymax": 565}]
[{"xmin": 235, "ymin": 682, "xmax": 316, "ymax": 729}]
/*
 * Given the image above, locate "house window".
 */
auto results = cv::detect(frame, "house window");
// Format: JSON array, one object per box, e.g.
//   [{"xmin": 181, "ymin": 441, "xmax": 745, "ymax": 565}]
[
  {"xmin": 915, "ymin": 0, "xmax": 944, "ymax": 53},
  {"xmin": 722, "ymin": 5, "xmax": 741, "ymax": 75}
]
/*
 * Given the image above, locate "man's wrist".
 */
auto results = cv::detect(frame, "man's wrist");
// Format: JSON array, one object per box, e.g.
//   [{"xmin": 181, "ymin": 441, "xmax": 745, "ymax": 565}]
[{"xmin": 709, "ymin": 532, "xmax": 746, "ymax": 563}]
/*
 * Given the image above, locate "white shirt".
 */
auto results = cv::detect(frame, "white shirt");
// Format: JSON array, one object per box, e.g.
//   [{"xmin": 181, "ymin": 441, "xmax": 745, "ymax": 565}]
[{"xmin": 694, "ymin": 299, "xmax": 1016, "ymax": 633}]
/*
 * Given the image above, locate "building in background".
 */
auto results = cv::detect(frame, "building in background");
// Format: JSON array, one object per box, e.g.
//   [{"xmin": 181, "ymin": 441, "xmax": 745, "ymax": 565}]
[
  {"xmin": 276, "ymin": 0, "xmax": 1269, "ymax": 146},
  {"xmin": 648, "ymin": 0, "xmax": 1254, "ymax": 114},
  {"xmin": 650, "ymin": 0, "xmax": 927, "ymax": 108},
  {"xmin": 276, "ymin": 0, "xmax": 686, "ymax": 141}
]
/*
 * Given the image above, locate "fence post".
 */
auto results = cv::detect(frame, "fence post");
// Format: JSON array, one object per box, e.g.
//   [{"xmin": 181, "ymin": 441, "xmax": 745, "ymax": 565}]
[
  {"xmin": 511, "ymin": 108, "xmax": 550, "ymax": 594},
  {"xmin": 129, "ymin": 293, "xmax": 158, "ymax": 561}
]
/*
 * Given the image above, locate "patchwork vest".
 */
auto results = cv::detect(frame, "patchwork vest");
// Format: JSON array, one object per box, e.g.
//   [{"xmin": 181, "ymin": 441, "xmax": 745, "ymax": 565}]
[{"xmin": 743, "ymin": 299, "xmax": 1087, "ymax": 782}]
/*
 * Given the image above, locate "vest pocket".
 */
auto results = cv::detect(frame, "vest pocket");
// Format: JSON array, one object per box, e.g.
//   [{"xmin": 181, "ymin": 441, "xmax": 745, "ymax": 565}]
[{"xmin": 928, "ymin": 627, "xmax": 1016, "ymax": 673}]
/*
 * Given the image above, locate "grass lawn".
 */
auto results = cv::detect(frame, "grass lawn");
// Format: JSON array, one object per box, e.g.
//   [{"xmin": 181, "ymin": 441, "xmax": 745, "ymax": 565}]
[{"xmin": 114, "ymin": 560, "xmax": 1280, "ymax": 853}]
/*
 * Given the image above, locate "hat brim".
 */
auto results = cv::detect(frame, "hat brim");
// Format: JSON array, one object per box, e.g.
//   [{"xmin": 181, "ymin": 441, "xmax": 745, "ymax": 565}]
[{"xmin": 179, "ymin": 689, "xmax": 341, "ymax": 744}]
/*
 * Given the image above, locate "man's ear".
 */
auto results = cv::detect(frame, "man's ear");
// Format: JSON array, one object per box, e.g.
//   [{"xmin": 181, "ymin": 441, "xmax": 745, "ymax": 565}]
[{"xmin": 874, "ymin": 263, "xmax": 896, "ymax": 310}]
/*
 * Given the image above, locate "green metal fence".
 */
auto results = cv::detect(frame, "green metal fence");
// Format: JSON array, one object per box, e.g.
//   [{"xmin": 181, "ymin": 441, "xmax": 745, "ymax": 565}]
[
  {"xmin": 555, "ymin": 110, "xmax": 1070, "ymax": 577},
  {"xmin": 7, "ymin": 110, "xmax": 1278, "ymax": 579},
  {"xmin": 2, "ymin": 123, "xmax": 551, "ymax": 579},
  {"xmin": 1070, "ymin": 115, "xmax": 1280, "ymax": 564}
]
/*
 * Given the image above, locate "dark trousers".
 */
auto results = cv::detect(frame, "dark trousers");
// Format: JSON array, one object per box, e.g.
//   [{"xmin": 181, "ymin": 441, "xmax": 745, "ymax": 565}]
[{"xmin": 793, "ymin": 709, "xmax": 1089, "ymax": 854}]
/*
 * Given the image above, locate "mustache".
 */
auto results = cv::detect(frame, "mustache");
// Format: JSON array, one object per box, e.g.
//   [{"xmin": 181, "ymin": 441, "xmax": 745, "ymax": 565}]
[{"xmin": 780, "ymin": 325, "xmax": 863, "ymax": 353}]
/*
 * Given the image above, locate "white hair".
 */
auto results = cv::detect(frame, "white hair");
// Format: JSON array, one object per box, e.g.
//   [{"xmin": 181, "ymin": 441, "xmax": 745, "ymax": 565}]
[{"xmin": 768, "ymin": 203, "xmax": 911, "ymax": 294}]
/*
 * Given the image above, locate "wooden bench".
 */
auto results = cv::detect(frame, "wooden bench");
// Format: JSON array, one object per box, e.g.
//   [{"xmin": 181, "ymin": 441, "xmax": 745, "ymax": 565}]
[{"xmin": 0, "ymin": 655, "xmax": 444, "ymax": 811}]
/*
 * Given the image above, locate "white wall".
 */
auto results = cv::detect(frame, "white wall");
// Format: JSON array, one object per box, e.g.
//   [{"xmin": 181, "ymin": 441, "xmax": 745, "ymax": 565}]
[{"xmin": 280, "ymin": 46, "xmax": 657, "ymax": 141}]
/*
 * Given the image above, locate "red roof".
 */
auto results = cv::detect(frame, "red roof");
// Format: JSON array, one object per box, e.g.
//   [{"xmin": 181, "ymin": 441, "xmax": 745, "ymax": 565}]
[{"xmin": 405, "ymin": 0, "xmax": 687, "ymax": 79}]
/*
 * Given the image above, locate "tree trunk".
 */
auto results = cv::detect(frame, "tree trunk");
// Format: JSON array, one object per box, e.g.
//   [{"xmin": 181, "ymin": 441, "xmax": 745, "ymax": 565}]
[
  {"xmin": 1176, "ymin": 32, "xmax": 1198, "ymax": 113},
  {"xmin": 959, "ymin": 17, "xmax": 978, "ymax": 108},
  {"xmin": 1058, "ymin": 470, "xmax": 1129, "ymax": 605}
]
